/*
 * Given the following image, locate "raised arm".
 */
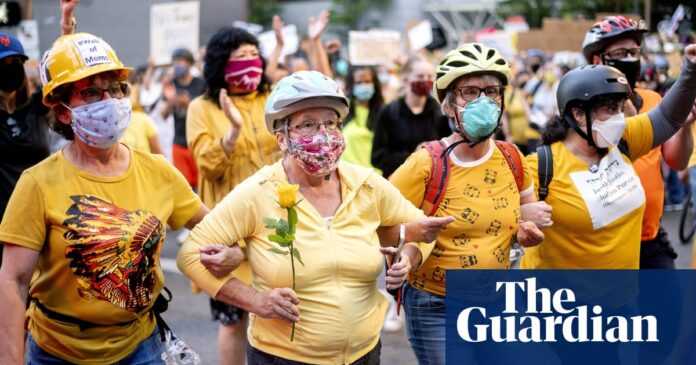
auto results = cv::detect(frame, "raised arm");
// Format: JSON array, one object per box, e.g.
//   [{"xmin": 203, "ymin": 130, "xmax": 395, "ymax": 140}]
[
  {"xmin": 60, "ymin": 0, "xmax": 79, "ymax": 35},
  {"xmin": 265, "ymin": 15, "xmax": 285, "ymax": 84},
  {"xmin": 648, "ymin": 44, "xmax": 696, "ymax": 148},
  {"xmin": 307, "ymin": 10, "xmax": 333, "ymax": 77}
]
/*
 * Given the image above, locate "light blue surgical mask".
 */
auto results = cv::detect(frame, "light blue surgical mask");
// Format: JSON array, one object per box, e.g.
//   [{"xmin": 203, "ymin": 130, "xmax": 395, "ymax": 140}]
[
  {"xmin": 352, "ymin": 83, "xmax": 375, "ymax": 101},
  {"xmin": 456, "ymin": 96, "xmax": 501, "ymax": 140}
]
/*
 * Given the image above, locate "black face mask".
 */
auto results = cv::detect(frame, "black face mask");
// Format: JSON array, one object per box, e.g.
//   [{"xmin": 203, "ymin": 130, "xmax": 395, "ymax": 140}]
[
  {"xmin": 0, "ymin": 63, "xmax": 26, "ymax": 92},
  {"xmin": 604, "ymin": 58, "xmax": 641, "ymax": 89},
  {"xmin": 530, "ymin": 64, "xmax": 541, "ymax": 74}
]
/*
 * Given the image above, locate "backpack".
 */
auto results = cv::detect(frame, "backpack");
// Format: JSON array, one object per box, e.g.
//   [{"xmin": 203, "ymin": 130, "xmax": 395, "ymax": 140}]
[
  {"xmin": 420, "ymin": 139, "xmax": 525, "ymax": 216},
  {"xmin": 536, "ymin": 140, "xmax": 629, "ymax": 201}
]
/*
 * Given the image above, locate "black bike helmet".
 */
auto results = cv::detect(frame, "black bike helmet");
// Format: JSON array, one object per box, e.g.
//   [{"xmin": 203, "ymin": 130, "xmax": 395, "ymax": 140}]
[{"xmin": 557, "ymin": 65, "xmax": 631, "ymax": 148}]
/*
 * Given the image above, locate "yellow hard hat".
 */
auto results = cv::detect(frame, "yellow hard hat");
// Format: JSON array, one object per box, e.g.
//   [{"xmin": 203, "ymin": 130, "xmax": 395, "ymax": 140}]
[
  {"xmin": 41, "ymin": 33, "xmax": 131, "ymax": 106},
  {"xmin": 434, "ymin": 43, "xmax": 511, "ymax": 103}
]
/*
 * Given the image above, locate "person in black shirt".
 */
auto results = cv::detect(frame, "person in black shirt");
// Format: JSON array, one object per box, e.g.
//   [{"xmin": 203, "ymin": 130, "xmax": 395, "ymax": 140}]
[
  {"xmin": 0, "ymin": 34, "xmax": 50, "ymax": 266},
  {"xmin": 371, "ymin": 57, "xmax": 450, "ymax": 177},
  {"xmin": 165, "ymin": 48, "xmax": 206, "ymax": 189}
]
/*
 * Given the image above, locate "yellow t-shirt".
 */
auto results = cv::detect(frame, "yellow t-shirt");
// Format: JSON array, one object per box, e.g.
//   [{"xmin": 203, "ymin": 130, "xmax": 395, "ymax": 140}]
[
  {"xmin": 521, "ymin": 113, "xmax": 654, "ymax": 269},
  {"xmin": 341, "ymin": 105, "xmax": 382, "ymax": 174},
  {"xmin": 187, "ymin": 94, "xmax": 281, "ymax": 286},
  {"xmin": 177, "ymin": 160, "xmax": 427, "ymax": 364},
  {"xmin": 0, "ymin": 146, "xmax": 201, "ymax": 364},
  {"xmin": 389, "ymin": 139, "xmax": 534, "ymax": 296},
  {"xmin": 121, "ymin": 111, "xmax": 157, "ymax": 152}
]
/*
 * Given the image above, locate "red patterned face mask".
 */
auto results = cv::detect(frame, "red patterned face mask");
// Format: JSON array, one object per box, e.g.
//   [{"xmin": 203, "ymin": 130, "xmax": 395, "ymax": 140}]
[
  {"xmin": 224, "ymin": 58, "xmax": 263, "ymax": 91},
  {"xmin": 289, "ymin": 131, "xmax": 345, "ymax": 176}
]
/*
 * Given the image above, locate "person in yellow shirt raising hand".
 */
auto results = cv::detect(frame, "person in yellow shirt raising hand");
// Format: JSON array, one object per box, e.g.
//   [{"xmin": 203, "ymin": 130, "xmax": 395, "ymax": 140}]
[{"xmin": 178, "ymin": 70, "xmax": 453, "ymax": 365}]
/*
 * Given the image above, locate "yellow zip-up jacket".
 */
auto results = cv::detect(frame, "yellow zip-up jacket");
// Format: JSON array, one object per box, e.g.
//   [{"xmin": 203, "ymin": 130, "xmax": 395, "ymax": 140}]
[
  {"xmin": 178, "ymin": 160, "xmax": 429, "ymax": 364},
  {"xmin": 186, "ymin": 92, "xmax": 280, "ymax": 284}
]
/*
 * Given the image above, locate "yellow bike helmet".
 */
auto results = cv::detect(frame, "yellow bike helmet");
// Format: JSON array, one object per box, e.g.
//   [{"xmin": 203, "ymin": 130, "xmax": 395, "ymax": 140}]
[
  {"xmin": 434, "ymin": 43, "xmax": 511, "ymax": 103},
  {"xmin": 41, "ymin": 33, "xmax": 131, "ymax": 106}
]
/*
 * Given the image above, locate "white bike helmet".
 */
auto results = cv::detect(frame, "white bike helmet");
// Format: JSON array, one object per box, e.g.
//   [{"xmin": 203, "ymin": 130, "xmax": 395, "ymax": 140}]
[{"xmin": 265, "ymin": 70, "xmax": 349, "ymax": 133}]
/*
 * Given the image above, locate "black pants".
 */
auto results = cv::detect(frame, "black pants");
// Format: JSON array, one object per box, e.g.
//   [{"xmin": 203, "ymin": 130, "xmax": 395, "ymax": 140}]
[
  {"xmin": 247, "ymin": 340, "xmax": 381, "ymax": 365},
  {"xmin": 639, "ymin": 227, "xmax": 677, "ymax": 269}
]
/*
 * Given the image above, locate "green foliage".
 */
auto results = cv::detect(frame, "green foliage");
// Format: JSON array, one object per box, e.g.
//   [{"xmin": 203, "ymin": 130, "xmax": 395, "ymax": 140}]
[
  {"xmin": 496, "ymin": 0, "xmax": 648, "ymax": 28},
  {"xmin": 330, "ymin": 0, "xmax": 392, "ymax": 29},
  {"xmin": 249, "ymin": 0, "xmax": 283, "ymax": 28}
]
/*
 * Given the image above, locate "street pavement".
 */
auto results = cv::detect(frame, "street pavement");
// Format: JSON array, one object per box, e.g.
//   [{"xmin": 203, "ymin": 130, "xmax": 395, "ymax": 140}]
[{"xmin": 159, "ymin": 209, "xmax": 693, "ymax": 364}]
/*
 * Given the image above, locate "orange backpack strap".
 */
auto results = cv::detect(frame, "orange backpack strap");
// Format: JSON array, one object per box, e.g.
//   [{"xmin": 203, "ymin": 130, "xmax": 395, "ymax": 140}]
[
  {"xmin": 494, "ymin": 140, "xmax": 524, "ymax": 192},
  {"xmin": 421, "ymin": 140, "xmax": 450, "ymax": 216}
]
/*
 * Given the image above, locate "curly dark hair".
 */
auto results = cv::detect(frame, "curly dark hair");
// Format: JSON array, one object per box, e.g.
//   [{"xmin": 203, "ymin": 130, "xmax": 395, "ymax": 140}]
[
  {"xmin": 344, "ymin": 65, "xmax": 384, "ymax": 131},
  {"xmin": 203, "ymin": 27, "xmax": 270, "ymax": 107},
  {"xmin": 541, "ymin": 115, "xmax": 570, "ymax": 145}
]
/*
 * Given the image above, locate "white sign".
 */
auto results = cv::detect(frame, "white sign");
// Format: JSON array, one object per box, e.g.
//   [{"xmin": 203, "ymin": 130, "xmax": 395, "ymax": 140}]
[
  {"xmin": 408, "ymin": 20, "xmax": 433, "ymax": 51},
  {"xmin": 569, "ymin": 148, "xmax": 645, "ymax": 230},
  {"xmin": 150, "ymin": 1, "xmax": 200, "ymax": 66},
  {"xmin": 257, "ymin": 24, "xmax": 299, "ymax": 59},
  {"xmin": 476, "ymin": 31, "xmax": 515, "ymax": 60},
  {"xmin": 17, "ymin": 20, "xmax": 39, "ymax": 60},
  {"xmin": 74, "ymin": 36, "xmax": 112, "ymax": 67},
  {"xmin": 233, "ymin": 21, "xmax": 263, "ymax": 36},
  {"xmin": 349, "ymin": 30, "xmax": 402, "ymax": 66}
]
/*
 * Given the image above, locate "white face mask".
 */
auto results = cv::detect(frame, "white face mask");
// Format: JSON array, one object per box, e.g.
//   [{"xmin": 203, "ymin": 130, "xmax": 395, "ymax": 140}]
[
  {"xmin": 67, "ymin": 98, "xmax": 132, "ymax": 148},
  {"xmin": 592, "ymin": 112, "xmax": 626, "ymax": 148}
]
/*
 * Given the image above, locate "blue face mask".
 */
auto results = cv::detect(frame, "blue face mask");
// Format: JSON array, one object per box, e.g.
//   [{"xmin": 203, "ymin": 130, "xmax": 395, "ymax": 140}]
[
  {"xmin": 174, "ymin": 65, "xmax": 188, "ymax": 79},
  {"xmin": 456, "ymin": 96, "xmax": 501, "ymax": 140},
  {"xmin": 352, "ymin": 83, "xmax": 375, "ymax": 101}
]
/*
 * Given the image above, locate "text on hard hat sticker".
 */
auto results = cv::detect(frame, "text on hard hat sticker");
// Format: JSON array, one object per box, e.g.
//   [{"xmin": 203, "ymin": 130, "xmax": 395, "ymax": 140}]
[{"xmin": 74, "ymin": 37, "xmax": 112, "ymax": 67}]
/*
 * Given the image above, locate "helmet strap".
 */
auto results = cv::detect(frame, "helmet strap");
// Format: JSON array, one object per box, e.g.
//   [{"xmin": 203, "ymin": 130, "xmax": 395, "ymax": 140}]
[{"xmin": 564, "ymin": 107, "xmax": 608, "ymax": 156}]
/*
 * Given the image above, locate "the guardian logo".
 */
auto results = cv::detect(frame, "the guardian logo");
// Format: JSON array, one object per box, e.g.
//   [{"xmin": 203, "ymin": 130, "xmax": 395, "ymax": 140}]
[{"xmin": 457, "ymin": 278, "xmax": 658, "ymax": 343}]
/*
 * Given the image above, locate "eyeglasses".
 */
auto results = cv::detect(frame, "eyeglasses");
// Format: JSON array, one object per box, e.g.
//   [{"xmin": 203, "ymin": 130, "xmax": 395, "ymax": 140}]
[
  {"xmin": 73, "ymin": 82, "xmax": 130, "ymax": 104},
  {"xmin": 453, "ymin": 85, "xmax": 504, "ymax": 102},
  {"xmin": 603, "ymin": 47, "xmax": 641, "ymax": 60},
  {"xmin": 288, "ymin": 119, "xmax": 342, "ymax": 136}
]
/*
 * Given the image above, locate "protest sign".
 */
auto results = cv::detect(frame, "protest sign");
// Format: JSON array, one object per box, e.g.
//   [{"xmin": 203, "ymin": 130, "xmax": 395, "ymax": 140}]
[
  {"xmin": 150, "ymin": 1, "xmax": 200, "ymax": 65},
  {"xmin": 349, "ymin": 30, "xmax": 401, "ymax": 66}
]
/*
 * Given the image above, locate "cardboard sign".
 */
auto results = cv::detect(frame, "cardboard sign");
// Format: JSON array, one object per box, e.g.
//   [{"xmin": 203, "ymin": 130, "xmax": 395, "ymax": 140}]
[
  {"xmin": 349, "ymin": 30, "xmax": 401, "ymax": 66},
  {"xmin": 150, "ymin": 1, "xmax": 200, "ymax": 66},
  {"xmin": 257, "ymin": 24, "xmax": 299, "ymax": 59}
]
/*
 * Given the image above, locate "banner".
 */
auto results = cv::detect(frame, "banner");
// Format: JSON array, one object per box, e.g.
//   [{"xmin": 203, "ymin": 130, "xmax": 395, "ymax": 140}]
[
  {"xmin": 445, "ymin": 270, "xmax": 696, "ymax": 364},
  {"xmin": 349, "ymin": 30, "xmax": 401, "ymax": 66},
  {"xmin": 150, "ymin": 1, "xmax": 200, "ymax": 66}
]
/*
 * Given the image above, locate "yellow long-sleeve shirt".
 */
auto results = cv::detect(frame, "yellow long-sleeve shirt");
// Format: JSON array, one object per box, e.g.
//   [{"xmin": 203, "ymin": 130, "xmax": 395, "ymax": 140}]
[
  {"xmin": 186, "ymin": 93, "xmax": 280, "ymax": 285},
  {"xmin": 177, "ymin": 160, "xmax": 428, "ymax": 364}
]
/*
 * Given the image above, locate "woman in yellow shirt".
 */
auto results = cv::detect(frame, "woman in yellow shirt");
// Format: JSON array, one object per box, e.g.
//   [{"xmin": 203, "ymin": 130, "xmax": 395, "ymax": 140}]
[
  {"xmin": 178, "ymin": 70, "xmax": 452, "ymax": 365},
  {"xmin": 522, "ymin": 47, "xmax": 696, "ymax": 270},
  {"xmin": 388, "ymin": 43, "xmax": 544, "ymax": 365},
  {"xmin": 185, "ymin": 26, "xmax": 281, "ymax": 364}
]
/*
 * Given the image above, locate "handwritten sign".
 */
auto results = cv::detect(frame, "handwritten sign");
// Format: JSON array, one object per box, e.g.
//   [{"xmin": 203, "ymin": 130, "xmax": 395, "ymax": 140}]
[
  {"xmin": 349, "ymin": 30, "xmax": 402, "ymax": 66},
  {"xmin": 150, "ymin": 1, "xmax": 200, "ymax": 66},
  {"xmin": 74, "ymin": 36, "xmax": 112, "ymax": 67},
  {"xmin": 570, "ymin": 149, "xmax": 645, "ymax": 229}
]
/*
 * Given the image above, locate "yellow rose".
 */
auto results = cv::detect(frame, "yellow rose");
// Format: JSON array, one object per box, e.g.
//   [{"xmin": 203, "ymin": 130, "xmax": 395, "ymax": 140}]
[{"xmin": 278, "ymin": 184, "xmax": 299, "ymax": 209}]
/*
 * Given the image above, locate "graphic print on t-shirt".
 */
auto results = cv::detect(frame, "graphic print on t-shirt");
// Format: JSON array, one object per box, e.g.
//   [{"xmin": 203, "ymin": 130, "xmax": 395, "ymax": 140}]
[{"xmin": 62, "ymin": 195, "xmax": 165, "ymax": 312}]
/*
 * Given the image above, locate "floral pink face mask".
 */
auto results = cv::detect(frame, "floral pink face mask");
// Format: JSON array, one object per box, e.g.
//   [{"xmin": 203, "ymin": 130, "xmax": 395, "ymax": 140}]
[{"xmin": 289, "ymin": 131, "xmax": 345, "ymax": 176}]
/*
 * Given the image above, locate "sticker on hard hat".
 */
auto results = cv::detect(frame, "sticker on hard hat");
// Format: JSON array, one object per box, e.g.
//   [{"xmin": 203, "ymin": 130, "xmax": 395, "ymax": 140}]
[
  {"xmin": 617, "ymin": 76, "xmax": 629, "ymax": 85},
  {"xmin": 73, "ymin": 37, "xmax": 112, "ymax": 67}
]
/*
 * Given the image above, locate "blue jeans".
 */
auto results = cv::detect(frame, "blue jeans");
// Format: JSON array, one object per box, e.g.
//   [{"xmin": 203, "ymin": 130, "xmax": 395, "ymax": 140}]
[
  {"xmin": 403, "ymin": 283, "xmax": 446, "ymax": 365},
  {"xmin": 26, "ymin": 327, "xmax": 165, "ymax": 364}
]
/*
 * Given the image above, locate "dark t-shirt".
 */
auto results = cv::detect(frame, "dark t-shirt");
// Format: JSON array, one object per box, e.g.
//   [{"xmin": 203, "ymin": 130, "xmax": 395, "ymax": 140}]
[
  {"xmin": 173, "ymin": 76, "xmax": 206, "ymax": 147},
  {"xmin": 371, "ymin": 96, "xmax": 451, "ymax": 177},
  {"xmin": 0, "ymin": 91, "xmax": 50, "ymax": 221}
]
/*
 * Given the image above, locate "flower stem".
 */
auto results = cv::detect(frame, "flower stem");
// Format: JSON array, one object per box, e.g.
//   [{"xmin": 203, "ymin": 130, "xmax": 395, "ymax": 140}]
[{"xmin": 288, "ymin": 207, "xmax": 296, "ymax": 342}]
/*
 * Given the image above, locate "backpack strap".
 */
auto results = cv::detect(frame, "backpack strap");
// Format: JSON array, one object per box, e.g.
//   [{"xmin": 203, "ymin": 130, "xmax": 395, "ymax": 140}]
[
  {"xmin": 536, "ymin": 145, "xmax": 553, "ymax": 201},
  {"xmin": 421, "ymin": 140, "xmax": 450, "ymax": 216},
  {"xmin": 495, "ymin": 140, "xmax": 524, "ymax": 192},
  {"xmin": 617, "ymin": 139, "xmax": 629, "ymax": 158}
]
